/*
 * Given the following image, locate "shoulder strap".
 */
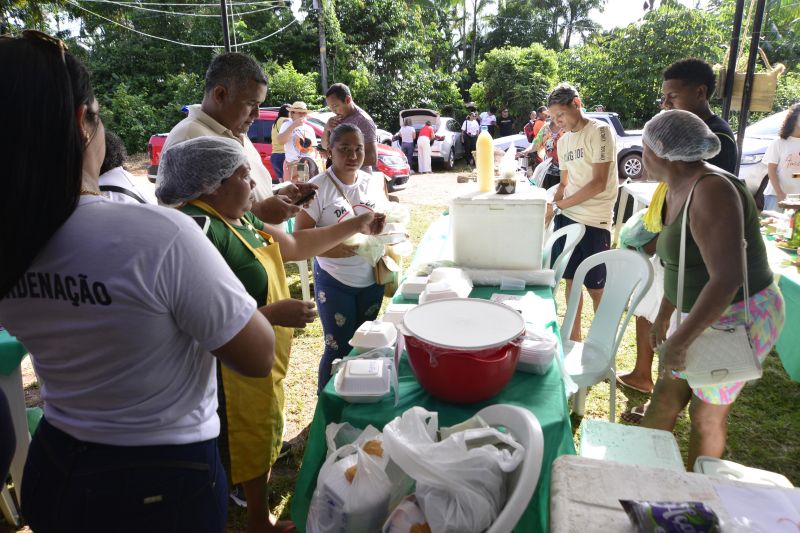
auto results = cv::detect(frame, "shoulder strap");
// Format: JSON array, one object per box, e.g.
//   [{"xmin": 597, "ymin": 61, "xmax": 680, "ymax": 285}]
[
  {"xmin": 677, "ymin": 174, "xmax": 750, "ymax": 326},
  {"xmin": 99, "ymin": 185, "xmax": 146, "ymax": 204},
  {"xmin": 326, "ymin": 170, "xmax": 354, "ymax": 208}
]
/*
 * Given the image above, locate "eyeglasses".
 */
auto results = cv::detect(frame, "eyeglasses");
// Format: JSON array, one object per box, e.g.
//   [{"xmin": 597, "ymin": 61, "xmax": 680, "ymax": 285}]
[{"xmin": 0, "ymin": 29, "xmax": 68, "ymax": 62}]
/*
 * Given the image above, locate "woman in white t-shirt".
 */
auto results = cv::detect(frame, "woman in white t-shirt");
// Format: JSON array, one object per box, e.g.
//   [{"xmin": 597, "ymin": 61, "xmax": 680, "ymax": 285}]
[
  {"xmin": 763, "ymin": 104, "xmax": 800, "ymax": 211},
  {"xmin": 0, "ymin": 35, "xmax": 275, "ymax": 532},
  {"xmin": 295, "ymin": 124, "xmax": 389, "ymax": 392},
  {"xmin": 98, "ymin": 129, "xmax": 156, "ymax": 204},
  {"xmin": 397, "ymin": 118, "xmax": 416, "ymax": 171},
  {"xmin": 276, "ymin": 100, "xmax": 319, "ymax": 181}
]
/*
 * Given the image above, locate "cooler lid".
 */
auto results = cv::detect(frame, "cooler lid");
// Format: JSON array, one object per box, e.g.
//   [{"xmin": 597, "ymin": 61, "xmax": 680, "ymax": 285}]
[
  {"xmin": 452, "ymin": 186, "xmax": 547, "ymax": 205},
  {"xmin": 402, "ymin": 298, "xmax": 525, "ymax": 350}
]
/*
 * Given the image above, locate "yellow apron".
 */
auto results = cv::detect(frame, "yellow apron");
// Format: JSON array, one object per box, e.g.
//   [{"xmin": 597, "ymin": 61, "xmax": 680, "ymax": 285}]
[{"xmin": 189, "ymin": 200, "xmax": 293, "ymax": 484}]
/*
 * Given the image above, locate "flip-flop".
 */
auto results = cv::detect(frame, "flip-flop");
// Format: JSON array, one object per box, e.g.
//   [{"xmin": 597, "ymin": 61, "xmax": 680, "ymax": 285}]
[
  {"xmin": 615, "ymin": 372, "xmax": 653, "ymax": 394},
  {"xmin": 621, "ymin": 403, "xmax": 648, "ymax": 425}
]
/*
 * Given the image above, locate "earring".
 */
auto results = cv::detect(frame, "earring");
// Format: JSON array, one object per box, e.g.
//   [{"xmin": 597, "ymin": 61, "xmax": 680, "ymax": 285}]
[{"xmin": 83, "ymin": 131, "xmax": 90, "ymax": 145}]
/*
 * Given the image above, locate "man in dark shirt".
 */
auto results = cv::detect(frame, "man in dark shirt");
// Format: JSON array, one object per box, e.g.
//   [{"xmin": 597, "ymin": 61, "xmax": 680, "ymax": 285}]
[
  {"xmin": 497, "ymin": 108, "xmax": 515, "ymax": 137},
  {"xmin": 322, "ymin": 83, "xmax": 378, "ymax": 173},
  {"xmin": 660, "ymin": 58, "xmax": 738, "ymax": 173}
]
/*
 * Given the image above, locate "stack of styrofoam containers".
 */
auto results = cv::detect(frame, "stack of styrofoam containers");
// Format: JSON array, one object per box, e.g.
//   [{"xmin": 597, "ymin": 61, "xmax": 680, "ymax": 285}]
[
  {"xmin": 450, "ymin": 186, "xmax": 547, "ymax": 270},
  {"xmin": 517, "ymin": 328, "xmax": 558, "ymax": 374}
]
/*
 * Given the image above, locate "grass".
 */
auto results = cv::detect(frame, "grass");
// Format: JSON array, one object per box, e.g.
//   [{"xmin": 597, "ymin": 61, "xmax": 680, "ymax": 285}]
[{"xmin": 6, "ymin": 199, "xmax": 798, "ymax": 533}]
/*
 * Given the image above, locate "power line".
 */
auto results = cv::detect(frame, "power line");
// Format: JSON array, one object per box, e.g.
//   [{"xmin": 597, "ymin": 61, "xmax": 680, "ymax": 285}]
[
  {"xmin": 74, "ymin": 0, "xmax": 288, "ymax": 17},
  {"xmin": 75, "ymin": 0, "xmax": 286, "ymax": 6},
  {"xmin": 67, "ymin": 0, "xmax": 297, "ymax": 48}
]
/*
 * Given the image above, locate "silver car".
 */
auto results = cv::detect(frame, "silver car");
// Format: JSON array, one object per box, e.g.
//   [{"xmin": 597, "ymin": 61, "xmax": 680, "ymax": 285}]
[{"xmin": 393, "ymin": 109, "xmax": 465, "ymax": 169}]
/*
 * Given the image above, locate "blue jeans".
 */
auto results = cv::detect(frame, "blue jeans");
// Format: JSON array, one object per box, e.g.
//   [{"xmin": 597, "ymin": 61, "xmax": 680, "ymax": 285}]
[
  {"xmin": 313, "ymin": 260, "xmax": 384, "ymax": 393},
  {"xmin": 401, "ymin": 142, "xmax": 415, "ymax": 169},
  {"xmin": 270, "ymin": 152, "xmax": 285, "ymax": 183},
  {"xmin": 22, "ymin": 418, "xmax": 228, "ymax": 533},
  {"xmin": 763, "ymin": 194, "xmax": 778, "ymax": 212}
]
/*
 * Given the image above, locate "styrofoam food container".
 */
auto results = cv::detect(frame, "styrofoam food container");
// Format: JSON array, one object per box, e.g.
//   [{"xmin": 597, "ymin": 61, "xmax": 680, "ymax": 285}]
[
  {"xmin": 402, "ymin": 298, "xmax": 525, "ymax": 351},
  {"xmin": 418, "ymin": 279, "xmax": 472, "ymax": 304},
  {"xmin": 517, "ymin": 328, "xmax": 558, "ymax": 374},
  {"xmin": 334, "ymin": 358, "xmax": 391, "ymax": 403},
  {"xmin": 378, "ymin": 223, "xmax": 407, "ymax": 245},
  {"xmin": 349, "ymin": 321, "xmax": 397, "ymax": 353},
  {"xmin": 428, "ymin": 267, "xmax": 472, "ymax": 285},
  {"xmin": 381, "ymin": 303, "xmax": 417, "ymax": 326},
  {"xmin": 399, "ymin": 276, "xmax": 428, "ymax": 298}
]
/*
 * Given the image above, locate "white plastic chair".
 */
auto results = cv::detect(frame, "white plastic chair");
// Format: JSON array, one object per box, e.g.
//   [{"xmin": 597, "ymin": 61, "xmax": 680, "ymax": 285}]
[
  {"xmin": 694, "ymin": 456, "xmax": 794, "ymax": 487},
  {"xmin": 561, "ymin": 249, "xmax": 653, "ymax": 421},
  {"xmin": 0, "ymin": 356, "xmax": 31, "ymax": 527},
  {"xmin": 542, "ymin": 223, "xmax": 586, "ymax": 288},
  {"xmin": 286, "ymin": 259, "xmax": 312, "ymax": 301},
  {"xmin": 478, "ymin": 404, "xmax": 544, "ymax": 533}
]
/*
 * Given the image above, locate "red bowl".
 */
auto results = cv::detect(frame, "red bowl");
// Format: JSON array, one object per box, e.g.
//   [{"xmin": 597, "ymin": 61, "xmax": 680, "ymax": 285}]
[{"xmin": 404, "ymin": 334, "xmax": 522, "ymax": 404}]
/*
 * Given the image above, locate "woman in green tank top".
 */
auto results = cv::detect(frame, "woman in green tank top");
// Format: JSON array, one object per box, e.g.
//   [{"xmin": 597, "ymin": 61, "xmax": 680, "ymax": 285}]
[{"xmin": 639, "ymin": 110, "xmax": 784, "ymax": 469}]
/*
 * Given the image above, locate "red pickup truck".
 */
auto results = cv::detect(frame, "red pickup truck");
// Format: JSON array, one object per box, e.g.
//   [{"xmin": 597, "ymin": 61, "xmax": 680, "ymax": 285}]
[{"xmin": 148, "ymin": 107, "xmax": 411, "ymax": 190}]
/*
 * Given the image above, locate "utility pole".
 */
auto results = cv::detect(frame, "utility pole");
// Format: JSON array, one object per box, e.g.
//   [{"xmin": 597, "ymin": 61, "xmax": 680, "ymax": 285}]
[
  {"xmin": 734, "ymin": 0, "xmax": 767, "ymax": 175},
  {"xmin": 313, "ymin": 0, "xmax": 329, "ymax": 93},
  {"xmin": 219, "ymin": 0, "xmax": 231, "ymax": 52},
  {"xmin": 721, "ymin": 0, "xmax": 746, "ymax": 122}
]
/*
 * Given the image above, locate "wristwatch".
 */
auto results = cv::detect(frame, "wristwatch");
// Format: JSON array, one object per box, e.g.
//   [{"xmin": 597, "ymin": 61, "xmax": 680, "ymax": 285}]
[{"xmin": 552, "ymin": 200, "xmax": 562, "ymax": 216}]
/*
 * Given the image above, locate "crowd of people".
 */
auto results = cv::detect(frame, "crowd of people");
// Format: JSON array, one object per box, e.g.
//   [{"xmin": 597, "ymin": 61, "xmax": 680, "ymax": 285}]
[{"xmin": 0, "ymin": 26, "xmax": 794, "ymax": 533}]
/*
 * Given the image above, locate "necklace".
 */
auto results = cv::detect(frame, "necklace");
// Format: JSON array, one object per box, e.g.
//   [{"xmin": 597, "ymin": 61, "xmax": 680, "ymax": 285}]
[{"xmin": 80, "ymin": 189, "xmax": 102, "ymax": 196}]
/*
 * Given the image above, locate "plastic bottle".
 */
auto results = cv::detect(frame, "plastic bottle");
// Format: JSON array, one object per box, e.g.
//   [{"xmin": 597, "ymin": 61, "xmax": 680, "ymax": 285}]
[{"xmin": 476, "ymin": 126, "xmax": 494, "ymax": 193}]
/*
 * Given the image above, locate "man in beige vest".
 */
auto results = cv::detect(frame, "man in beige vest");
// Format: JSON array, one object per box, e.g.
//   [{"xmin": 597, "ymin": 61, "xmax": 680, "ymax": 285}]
[{"xmin": 161, "ymin": 52, "xmax": 315, "ymax": 223}]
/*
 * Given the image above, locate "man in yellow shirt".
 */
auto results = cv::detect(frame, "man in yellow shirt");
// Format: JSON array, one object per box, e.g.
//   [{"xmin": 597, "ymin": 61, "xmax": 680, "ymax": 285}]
[{"xmin": 547, "ymin": 83, "xmax": 618, "ymax": 341}]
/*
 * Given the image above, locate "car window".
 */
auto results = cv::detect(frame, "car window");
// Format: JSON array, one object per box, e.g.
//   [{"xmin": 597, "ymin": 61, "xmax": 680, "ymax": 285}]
[
  {"xmin": 262, "ymin": 119, "xmax": 275, "ymax": 143},
  {"xmin": 248, "ymin": 120, "xmax": 268, "ymax": 144},
  {"xmin": 746, "ymin": 110, "xmax": 788, "ymax": 137},
  {"xmin": 447, "ymin": 119, "xmax": 459, "ymax": 132}
]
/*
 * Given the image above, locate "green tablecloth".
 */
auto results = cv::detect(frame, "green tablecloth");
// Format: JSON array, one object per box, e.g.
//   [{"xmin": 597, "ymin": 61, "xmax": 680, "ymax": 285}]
[
  {"xmin": 763, "ymin": 235, "xmax": 800, "ymax": 381},
  {"xmin": 0, "ymin": 329, "xmax": 28, "ymax": 377},
  {"xmin": 291, "ymin": 213, "xmax": 576, "ymax": 533}
]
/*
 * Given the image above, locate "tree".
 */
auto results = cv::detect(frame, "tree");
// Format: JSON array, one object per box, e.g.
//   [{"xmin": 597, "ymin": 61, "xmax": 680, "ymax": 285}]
[
  {"xmin": 263, "ymin": 62, "xmax": 320, "ymax": 108},
  {"xmin": 560, "ymin": 4, "xmax": 726, "ymax": 127},
  {"xmin": 468, "ymin": 44, "xmax": 559, "ymax": 126}
]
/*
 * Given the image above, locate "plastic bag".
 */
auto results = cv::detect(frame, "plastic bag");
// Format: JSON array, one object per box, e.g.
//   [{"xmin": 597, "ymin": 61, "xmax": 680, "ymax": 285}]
[
  {"xmin": 498, "ymin": 145, "xmax": 517, "ymax": 179},
  {"xmin": 620, "ymin": 209, "xmax": 658, "ymax": 252},
  {"xmin": 308, "ymin": 426, "xmax": 393, "ymax": 533},
  {"xmin": 382, "ymin": 407, "xmax": 525, "ymax": 533}
]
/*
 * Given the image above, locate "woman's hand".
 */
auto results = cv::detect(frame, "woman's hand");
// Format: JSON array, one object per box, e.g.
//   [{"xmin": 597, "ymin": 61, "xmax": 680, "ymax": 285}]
[
  {"xmin": 657, "ymin": 336, "xmax": 689, "ymax": 375},
  {"xmin": 356, "ymin": 212, "xmax": 386, "ymax": 235},
  {"xmin": 263, "ymin": 299, "xmax": 317, "ymax": 328}
]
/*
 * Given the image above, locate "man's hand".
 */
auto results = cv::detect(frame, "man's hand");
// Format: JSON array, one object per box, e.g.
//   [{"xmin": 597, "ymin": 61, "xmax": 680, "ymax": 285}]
[
  {"xmin": 263, "ymin": 299, "xmax": 317, "ymax": 328},
  {"xmin": 325, "ymin": 115, "xmax": 343, "ymax": 132},
  {"xmin": 276, "ymin": 182, "xmax": 319, "ymax": 205},
  {"xmin": 320, "ymin": 242, "xmax": 359, "ymax": 258},
  {"xmin": 252, "ymin": 195, "xmax": 300, "ymax": 225}
]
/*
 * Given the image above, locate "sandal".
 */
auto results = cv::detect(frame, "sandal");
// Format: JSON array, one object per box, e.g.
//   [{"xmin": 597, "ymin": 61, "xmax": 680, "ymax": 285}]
[
  {"xmin": 615, "ymin": 372, "xmax": 653, "ymax": 394},
  {"xmin": 621, "ymin": 403, "xmax": 648, "ymax": 425}
]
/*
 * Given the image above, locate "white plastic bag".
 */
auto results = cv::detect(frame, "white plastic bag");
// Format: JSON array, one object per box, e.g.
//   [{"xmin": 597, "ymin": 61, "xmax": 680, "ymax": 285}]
[
  {"xmin": 498, "ymin": 144, "xmax": 517, "ymax": 179},
  {"xmin": 382, "ymin": 407, "xmax": 525, "ymax": 533},
  {"xmin": 307, "ymin": 426, "xmax": 393, "ymax": 533}
]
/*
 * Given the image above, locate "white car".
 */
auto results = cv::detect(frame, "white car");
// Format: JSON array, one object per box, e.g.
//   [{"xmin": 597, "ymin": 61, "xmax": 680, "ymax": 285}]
[
  {"xmin": 738, "ymin": 110, "xmax": 789, "ymax": 194},
  {"xmin": 393, "ymin": 109, "xmax": 466, "ymax": 169}
]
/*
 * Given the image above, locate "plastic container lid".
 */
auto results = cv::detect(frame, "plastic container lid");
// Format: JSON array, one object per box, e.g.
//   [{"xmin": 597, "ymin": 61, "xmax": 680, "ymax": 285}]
[
  {"xmin": 402, "ymin": 298, "xmax": 525, "ymax": 350},
  {"xmin": 400, "ymin": 276, "xmax": 429, "ymax": 298},
  {"xmin": 349, "ymin": 321, "xmax": 397, "ymax": 352},
  {"xmin": 418, "ymin": 279, "xmax": 472, "ymax": 304}
]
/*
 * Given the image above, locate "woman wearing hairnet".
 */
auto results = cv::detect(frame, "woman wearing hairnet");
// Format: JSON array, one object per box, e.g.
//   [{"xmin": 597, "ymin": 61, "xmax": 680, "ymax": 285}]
[
  {"xmin": 157, "ymin": 136, "xmax": 384, "ymax": 533},
  {"xmin": 639, "ymin": 110, "xmax": 783, "ymax": 469}
]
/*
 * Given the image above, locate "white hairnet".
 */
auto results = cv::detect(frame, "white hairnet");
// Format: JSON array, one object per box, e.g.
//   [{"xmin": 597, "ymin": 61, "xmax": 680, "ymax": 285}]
[
  {"xmin": 156, "ymin": 136, "xmax": 247, "ymax": 206},
  {"xmin": 642, "ymin": 109, "xmax": 721, "ymax": 162}
]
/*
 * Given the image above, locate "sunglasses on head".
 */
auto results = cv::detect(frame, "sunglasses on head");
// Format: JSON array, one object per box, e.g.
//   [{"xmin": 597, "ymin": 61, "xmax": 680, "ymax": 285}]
[{"xmin": 1, "ymin": 29, "xmax": 68, "ymax": 62}]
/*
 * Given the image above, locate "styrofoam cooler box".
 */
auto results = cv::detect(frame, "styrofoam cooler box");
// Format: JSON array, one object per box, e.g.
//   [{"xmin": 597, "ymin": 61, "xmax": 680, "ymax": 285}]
[{"xmin": 450, "ymin": 187, "xmax": 547, "ymax": 270}]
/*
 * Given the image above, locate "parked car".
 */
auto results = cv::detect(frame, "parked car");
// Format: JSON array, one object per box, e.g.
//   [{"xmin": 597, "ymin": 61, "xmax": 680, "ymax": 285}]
[
  {"xmin": 392, "ymin": 109, "xmax": 465, "ymax": 169},
  {"xmin": 148, "ymin": 107, "xmax": 411, "ymax": 191},
  {"xmin": 491, "ymin": 111, "xmax": 644, "ymax": 180},
  {"xmin": 738, "ymin": 109, "xmax": 789, "ymax": 195},
  {"xmin": 377, "ymin": 129, "xmax": 393, "ymax": 145}
]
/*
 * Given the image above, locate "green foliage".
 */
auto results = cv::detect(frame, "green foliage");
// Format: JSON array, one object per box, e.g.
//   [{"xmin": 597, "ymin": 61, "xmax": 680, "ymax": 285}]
[
  {"xmin": 263, "ymin": 62, "xmax": 320, "ymax": 108},
  {"xmin": 99, "ymin": 84, "xmax": 160, "ymax": 152},
  {"xmin": 559, "ymin": 4, "xmax": 725, "ymax": 128},
  {"xmin": 774, "ymin": 72, "xmax": 800, "ymax": 109},
  {"xmin": 469, "ymin": 44, "xmax": 559, "ymax": 127}
]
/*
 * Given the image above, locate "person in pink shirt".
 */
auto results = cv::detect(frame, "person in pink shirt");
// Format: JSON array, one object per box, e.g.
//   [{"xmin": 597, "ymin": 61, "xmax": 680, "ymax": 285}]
[{"xmin": 417, "ymin": 120, "xmax": 435, "ymax": 173}]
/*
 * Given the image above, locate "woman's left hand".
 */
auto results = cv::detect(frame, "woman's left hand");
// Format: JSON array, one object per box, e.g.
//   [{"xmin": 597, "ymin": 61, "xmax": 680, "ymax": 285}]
[{"xmin": 658, "ymin": 336, "xmax": 689, "ymax": 376}]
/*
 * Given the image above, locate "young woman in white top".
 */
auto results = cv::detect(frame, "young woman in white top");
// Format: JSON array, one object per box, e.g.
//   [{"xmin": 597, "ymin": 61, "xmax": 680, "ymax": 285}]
[
  {"xmin": 0, "ymin": 33, "xmax": 275, "ymax": 532},
  {"xmin": 763, "ymin": 104, "xmax": 800, "ymax": 211},
  {"xmin": 295, "ymin": 124, "xmax": 389, "ymax": 392},
  {"xmin": 397, "ymin": 117, "xmax": 417, "ymax": 171}
]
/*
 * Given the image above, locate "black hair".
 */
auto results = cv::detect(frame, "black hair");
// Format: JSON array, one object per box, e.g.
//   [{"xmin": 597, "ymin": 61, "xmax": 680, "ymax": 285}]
[
  {"xmin": 325, "ymin": 83, "xmax": 351, "ymax": 102},
  {"xmin": 100, "ymin": 129, "xmax": 127, "ymax": 175},
  {"xmin": 204, "ymin": 52, "xmax": 267, "ymax": 95},
  {"xmin": 547, "ymin": 83, "xmax": 580, "ymax": 106},
  {"xmin": 779, "ymin": 103, "xmax": 800, "ymax": 140},
  {"xmin": 537, "ymin": 106, "xmax": 547, "ymax": 113},
  {"xmin": 277, "ymin": 103, "xmax": 290, "ymax": 118},
  {"xmin": 662, "ymin": 58, "xmax": 716, "ymax": 98},
  {"xmin": 1, "ymin": 37, "xmax": 95, "ymax": 298},
  {"xmin": 329, "ymin": 123, "xmax": 363, "ymax": 147}
]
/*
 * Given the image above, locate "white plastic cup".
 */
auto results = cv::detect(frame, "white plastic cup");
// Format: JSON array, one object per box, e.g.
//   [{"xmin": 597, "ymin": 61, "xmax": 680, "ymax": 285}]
[{"xmin": 500, "ymin": 276, "xmax": 526, "ymax": 291}]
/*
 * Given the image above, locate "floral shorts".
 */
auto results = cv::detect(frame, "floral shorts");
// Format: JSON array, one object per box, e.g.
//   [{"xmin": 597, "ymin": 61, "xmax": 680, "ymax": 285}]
[{"xmin": 671, "ymin": 283, "xmax": 785, "ymax": 405}]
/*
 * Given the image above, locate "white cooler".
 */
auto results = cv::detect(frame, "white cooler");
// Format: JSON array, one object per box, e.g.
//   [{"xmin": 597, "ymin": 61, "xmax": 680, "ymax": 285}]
[{"xmin": 450, "ymin": 187, "xmax": 547, "ymax": 270}]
